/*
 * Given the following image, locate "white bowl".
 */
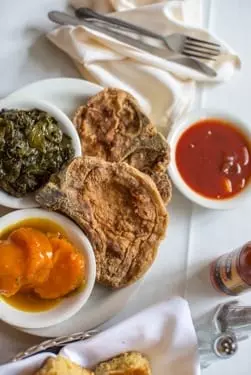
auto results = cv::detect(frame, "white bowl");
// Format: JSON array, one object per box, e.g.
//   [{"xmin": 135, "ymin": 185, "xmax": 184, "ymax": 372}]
[
  {"xmin": 0, "ymin": 98, "xmax": 82, "ymax": 209},
  {"xmin": 167, "ymin": 109, "xmax": 251, "ymax": 209},
  {"xmin": 0, "ymin": 209, "xmax": 96, "ymax": 329}
]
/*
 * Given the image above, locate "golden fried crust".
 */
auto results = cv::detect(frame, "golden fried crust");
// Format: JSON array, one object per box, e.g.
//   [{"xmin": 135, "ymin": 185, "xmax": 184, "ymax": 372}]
[
  {"xmin": 73, "ymin": 88, "xmax": 156, "ymax": 162},
  {"xmin": 35, "ymin": 356, "xmax": 93, "ymax": 375},
  {"xmin": 94, "ymin": 352, "xmax": 152, "ymax": 375},
  {"xmin": 73, "ymin": 88, "xmax": 172, "ymax": 204},
  {"xmin": 144, "ymin": 170, "xmax": 172, "ymax": 205},
  {"xmin": 36, "ymin": 157, "xmax": 168, "ymax": 288}
]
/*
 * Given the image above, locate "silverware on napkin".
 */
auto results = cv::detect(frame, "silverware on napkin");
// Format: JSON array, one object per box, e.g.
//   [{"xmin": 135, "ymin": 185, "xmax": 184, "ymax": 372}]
[
  {"xmin": 48, "ymin": 11, "xmax": 217, "ymax": 77},
  {"xmin": 75, "ymin": 7, "xmax": 221, "ymax": 61}
]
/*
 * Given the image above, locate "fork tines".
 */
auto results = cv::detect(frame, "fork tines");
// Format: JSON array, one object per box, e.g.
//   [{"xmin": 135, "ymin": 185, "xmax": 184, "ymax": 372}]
[{"xmin": 184, "ymin": 36, "xmax": 221, "ymax": 61}]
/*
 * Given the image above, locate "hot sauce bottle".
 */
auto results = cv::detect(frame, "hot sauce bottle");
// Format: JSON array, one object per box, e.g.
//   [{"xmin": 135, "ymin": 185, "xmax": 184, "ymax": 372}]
[{"xmin": 210, "ymin": 242, "xmax": 251, "ymax": 295}]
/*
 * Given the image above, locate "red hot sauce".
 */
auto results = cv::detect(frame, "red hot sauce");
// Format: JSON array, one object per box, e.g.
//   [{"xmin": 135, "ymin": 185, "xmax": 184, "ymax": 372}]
[{"xmin": 176, "ymin": 118, "xmax": 251, "ymax": 199}]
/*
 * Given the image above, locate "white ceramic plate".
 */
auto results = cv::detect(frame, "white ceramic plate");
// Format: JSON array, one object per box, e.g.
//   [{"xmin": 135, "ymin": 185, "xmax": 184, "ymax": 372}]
[{"xmin": 2, "ymin": 78, "xmax": 140, "ymax": 337}]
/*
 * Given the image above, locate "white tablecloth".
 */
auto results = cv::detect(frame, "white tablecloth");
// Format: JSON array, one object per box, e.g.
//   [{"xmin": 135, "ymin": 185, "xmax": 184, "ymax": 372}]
[{"xmin": 1, "ymin": 1, "xmax": 251, "ymax": 373}]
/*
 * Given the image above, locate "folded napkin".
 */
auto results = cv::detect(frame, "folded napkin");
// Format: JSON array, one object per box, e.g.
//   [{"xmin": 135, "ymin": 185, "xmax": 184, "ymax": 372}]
[
  {"xmin": 0, "ymin": 297, "xmax": 199, "ymax": 375},
  {"xmin": 48, "ymin": 0, "xmax": 240, "ymax": 136}
]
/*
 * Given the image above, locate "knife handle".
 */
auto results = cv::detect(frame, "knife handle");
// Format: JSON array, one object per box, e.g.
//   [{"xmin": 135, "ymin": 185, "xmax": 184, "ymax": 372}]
[
  {"xmin": 11, "ymin": 330, "xmax": 99, "ymax": 362},
  {"xmin": 75, "ymin": 7, "xmax": 165, "ymax": 42},
  {"xmin": 48, "ymin": 11, "xmax": 81, "ymax": 26},
  {"xmin": 48, "ymin": 11, "xmax": 173, "ymax": 59}
]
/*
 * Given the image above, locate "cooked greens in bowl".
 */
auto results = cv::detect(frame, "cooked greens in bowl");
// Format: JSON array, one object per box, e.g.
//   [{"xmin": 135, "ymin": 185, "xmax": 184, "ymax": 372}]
[
  {"xmin": 0, "ymin": 98, "xmax": 81, "ymax": 208},
  {"xmin": 0, "ymin": 108, "xmax": 74, "ymax": 197}
]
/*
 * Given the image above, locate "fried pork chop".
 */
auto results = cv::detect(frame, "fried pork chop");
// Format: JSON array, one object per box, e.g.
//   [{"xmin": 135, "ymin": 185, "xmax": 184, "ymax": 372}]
[
  {"xmin": 36, "ymin": 157, "xmax": 168, "ymax": 288},
  {"xmin": 94, "ymin": 352, "xmax": 152, "ymax": 375},
  {"xmin": 73, "ymin": 88, "xmax": 172, "ymax": 204}
]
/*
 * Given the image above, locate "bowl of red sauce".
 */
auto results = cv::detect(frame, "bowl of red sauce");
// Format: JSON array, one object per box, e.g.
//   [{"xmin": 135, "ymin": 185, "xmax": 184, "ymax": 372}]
[{"xmin": 167, "ymin": 110, "xmax": 251, "ymax": 209}]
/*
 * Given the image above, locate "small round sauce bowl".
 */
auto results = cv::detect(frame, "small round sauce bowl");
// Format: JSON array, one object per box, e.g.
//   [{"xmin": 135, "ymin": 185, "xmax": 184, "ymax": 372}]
[
  {"xmin": 0, "ymin": 209, "xmax": 96, "ymax": 329},
  {"xmin": 167, "ymin": 109, "xmax": 251, "ymax": 209}
]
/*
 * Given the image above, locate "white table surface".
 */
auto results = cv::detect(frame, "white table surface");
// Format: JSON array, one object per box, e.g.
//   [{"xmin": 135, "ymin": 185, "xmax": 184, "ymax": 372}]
[{"xmin": 1, "ymin": 0, "xmax": 251, "ymax": 373}]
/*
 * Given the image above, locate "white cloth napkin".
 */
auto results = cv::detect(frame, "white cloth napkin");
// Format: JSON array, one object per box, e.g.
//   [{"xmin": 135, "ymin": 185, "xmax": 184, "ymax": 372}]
[
  {"xmin": 47, "ymin": 0, "xmax": 240, "ymax": 136},
  {"xmin": 0, "ymin": 297, "xmax": 199, "ymax": 375}
]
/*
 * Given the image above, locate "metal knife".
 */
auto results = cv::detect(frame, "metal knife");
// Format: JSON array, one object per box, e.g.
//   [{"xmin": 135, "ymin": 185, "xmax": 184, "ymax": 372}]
[{"xmin": 48, "ymin": 11, "xmax": 216, "ymax": 77}]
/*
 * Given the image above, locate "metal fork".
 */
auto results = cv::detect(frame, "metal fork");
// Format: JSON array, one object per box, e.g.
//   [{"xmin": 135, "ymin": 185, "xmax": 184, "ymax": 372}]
[
  {"xmin": 75, "ymin": 7, "xmax": 221, "ymax": 61},
  {"xmin": 48, "ymin": 11, "xmax": 217, "ymax": 77}
]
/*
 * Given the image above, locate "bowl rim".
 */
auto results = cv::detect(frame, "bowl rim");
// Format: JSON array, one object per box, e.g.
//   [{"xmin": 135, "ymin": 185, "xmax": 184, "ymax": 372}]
[
  {"xmin": 0, "ymin": 97, "xmax": 82, "ymax": 209},
  {"xmin": 0, "ymin": 208, "xmax": 96, "ymax": 329},
  {"xmin": 167, "ymin": 108, "xmax": 251, "ymax": 210}
]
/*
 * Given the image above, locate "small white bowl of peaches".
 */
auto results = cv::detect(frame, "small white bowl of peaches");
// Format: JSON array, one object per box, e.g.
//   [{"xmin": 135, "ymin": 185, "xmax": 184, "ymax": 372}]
[{"xmin": 0, "ymin": 209, "xmax": 96, "ymax": 329}]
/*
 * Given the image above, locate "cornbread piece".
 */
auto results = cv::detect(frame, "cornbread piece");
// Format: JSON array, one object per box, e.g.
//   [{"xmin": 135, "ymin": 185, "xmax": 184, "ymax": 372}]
[
  {"xmin": 73, "ymin": 88, "xmax": 172, "ymax": 204},
  {"xmin": 95, "ymin": 352, "xmax": 152, "ymax": 375},
  {"xmin": 36, "ymin": 157, "xmax": 168, "ymax": 288},
  {"xmin": 35, "ymin": 355, "xmax": 93, "ymax": 375}
]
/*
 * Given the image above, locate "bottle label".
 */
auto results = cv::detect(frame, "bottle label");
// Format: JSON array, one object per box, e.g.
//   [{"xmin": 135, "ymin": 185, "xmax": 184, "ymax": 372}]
[{"xmin": 210, "ymin": 246, "xmax": 250, "ymax": 295}]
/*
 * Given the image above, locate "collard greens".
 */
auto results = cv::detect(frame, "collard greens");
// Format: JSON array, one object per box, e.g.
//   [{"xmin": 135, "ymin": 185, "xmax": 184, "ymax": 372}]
[{"xmin": 0, "ymin": 108, "xmax": 74, "ymax": 197}]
